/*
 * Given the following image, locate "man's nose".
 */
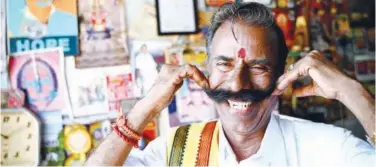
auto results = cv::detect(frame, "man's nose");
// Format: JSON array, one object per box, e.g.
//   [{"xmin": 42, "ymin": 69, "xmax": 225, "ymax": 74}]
[{"xmin": 228, "ymin": 59, "xmax": 252, "ymax": 92}]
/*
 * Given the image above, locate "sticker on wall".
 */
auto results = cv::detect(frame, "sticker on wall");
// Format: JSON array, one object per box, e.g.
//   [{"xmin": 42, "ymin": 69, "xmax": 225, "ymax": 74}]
[
  {"xmin": 8, "ymin": 48, "xmax": 71, "ymax": 112},
  {"xmin": 75, "ymin": 0, "xmax": 129, "ymax": 68},
  {"xmin": 7, "ymin": 0, "xmax": 79, "ymax": 55}
]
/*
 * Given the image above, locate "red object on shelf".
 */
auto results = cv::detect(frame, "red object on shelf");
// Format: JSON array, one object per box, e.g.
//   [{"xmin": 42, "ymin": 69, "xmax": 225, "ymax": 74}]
[{"xmin": 1, "ymin": 89, "xmax": 25, "ymax": 108}]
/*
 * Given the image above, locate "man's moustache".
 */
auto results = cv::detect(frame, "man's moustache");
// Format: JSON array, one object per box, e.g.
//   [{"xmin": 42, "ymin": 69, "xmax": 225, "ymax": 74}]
[{"xmin": 203, "ymin": 77, "xmax": 277, "ymax": 104}]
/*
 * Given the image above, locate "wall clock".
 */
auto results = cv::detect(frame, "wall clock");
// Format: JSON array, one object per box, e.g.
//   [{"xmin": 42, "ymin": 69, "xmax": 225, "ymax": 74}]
[{"xmin": 0, "ymin": 108, "xmax": 41, "ymax": 166}]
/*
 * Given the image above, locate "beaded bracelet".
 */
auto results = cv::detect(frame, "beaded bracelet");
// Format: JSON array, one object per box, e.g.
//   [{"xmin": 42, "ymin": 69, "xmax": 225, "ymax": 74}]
[
  {"xmin": 112, "ymin": 124, "xmax": 140, "ymax": 148},
  {"xmin": 116, "ymin": 112, "xmax": 142, "ymax": 141}
]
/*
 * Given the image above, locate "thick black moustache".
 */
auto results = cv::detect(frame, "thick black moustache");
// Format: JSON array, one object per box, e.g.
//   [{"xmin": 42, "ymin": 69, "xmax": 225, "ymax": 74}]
[{"xmin": 203, "ymin": 88, "xmax": 274, "ymax": 103}]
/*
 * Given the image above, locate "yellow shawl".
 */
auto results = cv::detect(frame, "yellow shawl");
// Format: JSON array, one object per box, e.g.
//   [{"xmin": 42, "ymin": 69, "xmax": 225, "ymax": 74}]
[{"xmin": 167, "ymin": 121, "xmax": 219, "ymax": 166}]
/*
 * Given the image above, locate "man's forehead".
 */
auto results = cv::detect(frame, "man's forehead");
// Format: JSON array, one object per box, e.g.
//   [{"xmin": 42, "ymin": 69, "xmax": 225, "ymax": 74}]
[{"xmin": 211, "ymin": 22, "xmax": 277, "ymax": 54}]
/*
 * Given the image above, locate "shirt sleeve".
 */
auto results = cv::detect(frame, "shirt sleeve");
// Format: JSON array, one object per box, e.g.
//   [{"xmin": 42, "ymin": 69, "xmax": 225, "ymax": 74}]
[
  {"xmin": 341, "ymin": 130, "xmax": 375, "ymax": 167},
  {"xmin": 124, "ymin": 136, "xmax": 167, "ymax": 166}
]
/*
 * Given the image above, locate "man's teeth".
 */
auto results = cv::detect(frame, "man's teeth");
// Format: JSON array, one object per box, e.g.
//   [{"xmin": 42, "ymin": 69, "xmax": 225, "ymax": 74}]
[{"xmin": 228, "ymin": 100, "xmax": 252, "ymax": 109}]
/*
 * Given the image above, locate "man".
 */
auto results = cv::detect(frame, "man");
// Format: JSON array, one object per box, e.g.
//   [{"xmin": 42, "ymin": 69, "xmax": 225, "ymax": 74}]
[{"xmin": 86, "ymin": 2, "xmax": 375, "ymax": 166}]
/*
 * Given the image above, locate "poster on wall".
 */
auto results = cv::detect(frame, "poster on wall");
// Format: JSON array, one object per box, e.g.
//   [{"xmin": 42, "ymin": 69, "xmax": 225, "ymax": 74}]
[
  {"xmin": 66, "ymin": 69, "xmax": 109, "ymax": 118},
  {"xmin": 7, "ymin": 0, "xmax": 79, "ymax": 55},
  {"xmin": 8, "ymin": 48, "xmax": 71, "ymax": 112},
  {"xmin": 131, "ymin": 40, "xmax": 172, "ymax": 97},
  {"xmin": 106, "ymin": 73, "xmax": 134, "ymax": 111},
  {"xmin": 75, "ymin": 0, "xmax": 129, "ymax": 68}
]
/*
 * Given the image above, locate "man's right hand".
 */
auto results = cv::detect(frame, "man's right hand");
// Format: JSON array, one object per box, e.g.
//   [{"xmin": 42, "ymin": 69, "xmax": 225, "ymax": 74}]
[{"xmin": 127, "ymin": 64, "xmax": 209, "ymax": 132}]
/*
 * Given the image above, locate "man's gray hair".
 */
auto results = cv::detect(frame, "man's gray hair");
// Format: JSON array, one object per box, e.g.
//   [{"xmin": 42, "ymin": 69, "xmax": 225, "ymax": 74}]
[{"xmin": 206, "ymin": 2, "xmax": 288, "ymax": 74}]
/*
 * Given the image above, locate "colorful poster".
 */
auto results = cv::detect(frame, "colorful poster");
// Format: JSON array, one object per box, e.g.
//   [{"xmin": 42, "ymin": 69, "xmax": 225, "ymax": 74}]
[
  {"xmin": 106, "ymin": 73, "xmax": 134, "ymax": 111},
  {"xmin": 8, "ymin": 48, "xmax": 70, "ymax": 112},
  {"xmin": 75, "ymin": 0, "xmax": 129, "ymax": 68},
  {"xmin": 131, "ymin": 40, "xmax": 172, "ymax": 97},
  {"xmin": 7, "ymin": 0, "xmax": 79, "ymax": 55},
  {"xmin": 67, "ymin": 69, "xmax": 109, "ymax": 118}
]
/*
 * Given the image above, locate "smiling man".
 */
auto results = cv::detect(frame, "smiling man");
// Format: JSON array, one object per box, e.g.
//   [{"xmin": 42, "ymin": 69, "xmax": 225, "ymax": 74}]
[{"xmin": 85, "ymin": 2, "xmax": 375, "ymax": 166}]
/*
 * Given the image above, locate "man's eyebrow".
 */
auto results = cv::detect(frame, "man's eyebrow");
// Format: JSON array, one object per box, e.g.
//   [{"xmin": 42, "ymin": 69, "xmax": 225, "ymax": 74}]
[
  {"xmin": 213, "ymin": 55, "xmax": 234, "ymax": 61},
  {"xmin": 248, "ymin": 58, "xmax": 271, "ymax": 66}
]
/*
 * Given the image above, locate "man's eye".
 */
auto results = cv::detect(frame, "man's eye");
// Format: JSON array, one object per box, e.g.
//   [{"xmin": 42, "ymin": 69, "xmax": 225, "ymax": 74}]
[
  {"xmin": 249, "ymin": 66, "xmax": 269, "ymax": 74},
  {"xmin": 216, "ymin": 62, "xmax": 231, "ymax": 66},
  {"xmin": 216, "ymin": 62, "xmax": 232, "ymax": 72}
]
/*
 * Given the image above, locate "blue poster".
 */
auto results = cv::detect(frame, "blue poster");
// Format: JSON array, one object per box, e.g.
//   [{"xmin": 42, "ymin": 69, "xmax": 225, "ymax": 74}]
[{"xmin": 7, "ymin": 0, "xmax": 79, "ymax": 55}]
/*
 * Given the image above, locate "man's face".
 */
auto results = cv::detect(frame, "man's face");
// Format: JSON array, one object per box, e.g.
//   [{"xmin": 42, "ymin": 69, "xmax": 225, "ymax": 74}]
[
  {"xmin": 206, "ymin": 21, "xmax": 279, "ymax": 132},
  {"xmin": 140, "ymin": 46, "xmax": 147, "ymax": 53}
]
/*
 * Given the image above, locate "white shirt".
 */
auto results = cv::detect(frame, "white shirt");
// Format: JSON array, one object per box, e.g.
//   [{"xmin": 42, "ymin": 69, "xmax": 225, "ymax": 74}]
[{"xmin": 125, "ymin": 113, "xmax": 375, "ymax": 167}]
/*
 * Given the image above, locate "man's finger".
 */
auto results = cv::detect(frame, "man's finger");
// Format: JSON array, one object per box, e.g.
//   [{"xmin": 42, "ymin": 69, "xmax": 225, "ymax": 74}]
[
  {"xmin": 180, "ymin": 64, "xmax": 209, "ymax": 88},
  {"xmin": 277, "ymin": 59, "xmax": 313, "ymax": 91},
  {"xmin": 293, "ymin": 84, "xmax": 316, "ymax": 97},
  {"xmin": 276, "ymin": 67, "xmax": 300, "ymax": 91}
]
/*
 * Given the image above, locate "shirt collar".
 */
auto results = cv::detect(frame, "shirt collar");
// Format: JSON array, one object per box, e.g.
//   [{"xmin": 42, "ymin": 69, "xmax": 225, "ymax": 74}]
[
  {"xmin": 218, "ymin": 113, "xmax": 288, "ymax": 165},
  {"xmin": 24, "ymin": 5, "xmax": 56, "ymax": 22}
]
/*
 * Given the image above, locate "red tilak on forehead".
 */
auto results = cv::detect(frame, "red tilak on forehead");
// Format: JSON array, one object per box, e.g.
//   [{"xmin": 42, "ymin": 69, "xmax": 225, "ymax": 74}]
[{"xmin": 238, "ymin": 48, "xmax": 246, "ymax": 58}]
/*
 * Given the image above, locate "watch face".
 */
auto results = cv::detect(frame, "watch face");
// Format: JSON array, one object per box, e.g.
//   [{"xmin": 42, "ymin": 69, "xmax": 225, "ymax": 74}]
[{"xmin": 0, "ymin": 110, "xmax": 40, "ymax": 165}]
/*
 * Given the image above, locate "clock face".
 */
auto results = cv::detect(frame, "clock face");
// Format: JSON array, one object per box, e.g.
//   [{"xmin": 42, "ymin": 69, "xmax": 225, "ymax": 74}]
[{"xmin": 0, "ymin": 110, "xmax": 40, "ymax": 166}]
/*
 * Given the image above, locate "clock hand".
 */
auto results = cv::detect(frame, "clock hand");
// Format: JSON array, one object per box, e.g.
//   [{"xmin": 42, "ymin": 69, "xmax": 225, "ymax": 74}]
[
  {"xmin": 1, "ymin": 134, "xmax": 9, "ymax": 139},
  {"xmin": 31, "ymin": 55, "xmax": 42, "ymax": 93},
  {"xmin": 6, "ymin": 126, "xmax": 29, "ymax": 138}
]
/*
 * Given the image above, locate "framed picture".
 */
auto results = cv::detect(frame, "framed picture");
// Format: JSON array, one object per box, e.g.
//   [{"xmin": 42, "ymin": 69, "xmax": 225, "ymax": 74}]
[
  {"xmin": 75, "ymin": 0, "xmax": 129, "ymax": 68},
  {"xmin": 155, "ymin": 0, "xmax": 199, "ymax": 35}
]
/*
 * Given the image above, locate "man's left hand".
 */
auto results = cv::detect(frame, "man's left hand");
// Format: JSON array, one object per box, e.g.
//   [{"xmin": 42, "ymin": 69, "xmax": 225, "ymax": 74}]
[
  {"xmin": 274, "ymin": 50, "xmax": 358, "ymax": 101},
  {"xmin": 274, "ymin": 50, "xmax": 375, "ymax": 138}
]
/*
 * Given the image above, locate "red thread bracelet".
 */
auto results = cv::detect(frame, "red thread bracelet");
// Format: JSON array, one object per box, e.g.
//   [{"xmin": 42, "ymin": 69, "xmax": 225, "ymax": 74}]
[
  {"xmin": 116, "ymin": 113, "xmax": 142, "ymax": 141},
  {"xmin": 112, "ymin": 124, "xmax": 140, "ymax": 148}
]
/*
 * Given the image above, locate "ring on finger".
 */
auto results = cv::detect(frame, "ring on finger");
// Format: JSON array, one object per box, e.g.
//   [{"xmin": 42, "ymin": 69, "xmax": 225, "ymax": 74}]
[{"xmin": 288, "ymin": 64, "xmax": 294, "ymax": 71}]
